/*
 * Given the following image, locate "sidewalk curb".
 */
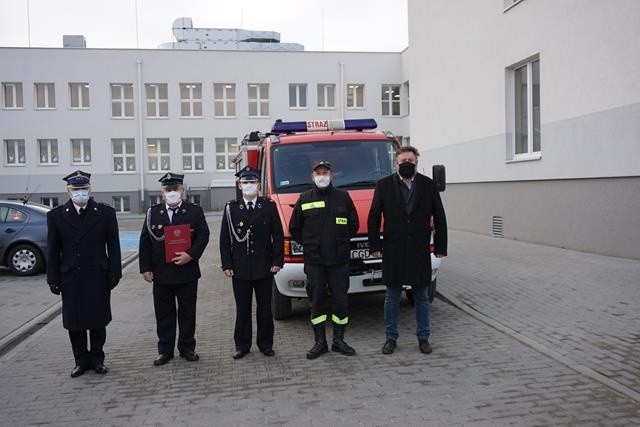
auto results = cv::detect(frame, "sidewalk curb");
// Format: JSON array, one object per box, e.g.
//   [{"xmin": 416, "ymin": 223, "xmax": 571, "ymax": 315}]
[
  {"xmin": 0, "ymin": 252, "xmax": 140, "ymax": 359},
  {"xmin": 437, "ymin": 290, "xmax": 640, "ymax": 404}
]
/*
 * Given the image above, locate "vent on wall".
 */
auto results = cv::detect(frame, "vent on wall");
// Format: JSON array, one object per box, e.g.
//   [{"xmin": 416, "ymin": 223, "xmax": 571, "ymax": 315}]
[{"xmin": 491, "ymin": 216, "xmax": 504, "ymax": 238}]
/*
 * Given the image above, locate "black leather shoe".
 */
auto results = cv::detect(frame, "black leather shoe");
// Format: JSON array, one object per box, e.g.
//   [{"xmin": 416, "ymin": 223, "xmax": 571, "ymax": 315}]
[
  {"xmin": 180, "ymin": 351, "xmax": 200, "ymax": 362},
  {"xmin": 419, "ymin": 340, "xmax": 433, "ymax": 354},
  {"xmin": 94, "ymin": 362, "xmax": 108, "ymax": 374},
  {"xmin": 261, "ymin": 348, "xmax": 275, "ymax": 357},
  {"xmin": 153, "ymin": 354, "xmax": 173, "ymax": 366},
  {"xmin": 233, "ymin": 349, "xmax": 250, "ymax": 359},
  {"xmin": 382, "ymin": 339, "xmax": 397, "ymax": 355},
  {"xmin": 70, "ymin": 365, "xmax": 86, "ymax": 378}
]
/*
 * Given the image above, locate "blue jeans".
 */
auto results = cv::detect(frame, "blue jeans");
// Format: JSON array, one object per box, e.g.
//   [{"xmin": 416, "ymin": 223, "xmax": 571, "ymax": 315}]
[{"xmin": 384, "ymin": 286, "xmax": 430, "ymax": 342}]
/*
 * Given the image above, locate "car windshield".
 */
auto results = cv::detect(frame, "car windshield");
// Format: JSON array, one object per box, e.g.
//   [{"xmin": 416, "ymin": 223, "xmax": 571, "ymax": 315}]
[{"xmin": 271, "ymin": 139, "xmax": 397, "ymax": 194}]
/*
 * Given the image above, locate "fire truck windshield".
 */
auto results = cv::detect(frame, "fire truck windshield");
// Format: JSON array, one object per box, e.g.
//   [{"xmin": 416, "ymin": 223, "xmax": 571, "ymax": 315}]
[{"xmin": 271, "ymin": 140, "xmax": 397, "ymax": 193}]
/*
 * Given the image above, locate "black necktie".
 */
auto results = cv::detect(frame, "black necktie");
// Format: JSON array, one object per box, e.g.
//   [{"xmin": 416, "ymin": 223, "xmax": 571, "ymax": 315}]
[
  {"xmin": 247, "ymin": 201, "xmax": 254, "ymax": 214},
  {"xmin": 170, "ymin": 207, "xmax": 178, "ymax": 223}
]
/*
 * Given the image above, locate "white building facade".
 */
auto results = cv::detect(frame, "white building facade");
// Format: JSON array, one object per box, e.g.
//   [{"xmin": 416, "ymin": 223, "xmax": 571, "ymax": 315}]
[
  {"xmin": 407, "ymin": 0, "xmax": 640, "ymax": 259},
  {"xmin": 1, "ymin": 47, "xmax": 409, "ymax": 212}
]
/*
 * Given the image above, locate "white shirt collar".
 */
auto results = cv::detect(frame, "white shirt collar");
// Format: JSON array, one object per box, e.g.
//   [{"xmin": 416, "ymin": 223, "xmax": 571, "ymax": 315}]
[
  {"xmin": 243, "ymin": 196, "xmax": 258, "ymax": 206},
  {"xmin": 72, "ymin": 201, "xmax": 86, "ymax": 214},
  {"xmin": 165, "ymin": 201, "xmax": 183, "ymax": 211}
]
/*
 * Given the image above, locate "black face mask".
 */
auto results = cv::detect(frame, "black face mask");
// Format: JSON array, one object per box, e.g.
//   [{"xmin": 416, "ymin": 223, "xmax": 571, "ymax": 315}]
[{"xmin": 398, "ymin": 162, "xmax": 416, "ymax": 179}]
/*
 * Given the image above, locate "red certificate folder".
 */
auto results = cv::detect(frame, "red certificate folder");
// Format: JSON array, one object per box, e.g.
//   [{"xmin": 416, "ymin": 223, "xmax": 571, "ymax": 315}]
[{"xmin": 164, "ymin": 224, "xmax": 192, "ymax": 263}]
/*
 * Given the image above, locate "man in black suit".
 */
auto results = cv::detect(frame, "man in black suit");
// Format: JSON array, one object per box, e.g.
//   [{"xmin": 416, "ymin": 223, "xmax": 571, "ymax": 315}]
[
  {"xmin": 219, "ymin": 166, "xmax": 284, "ymax": 359},
  {"xmin": 47, "ymin": 170, "xmax": 122, "ymax": 378},
  {"xmin": 368, "ymin": 146, "xmax": 447, "ymax": 355},
  {"xmin": 139, "ymin": 172, "xmax": 210, "ymax": 366}
]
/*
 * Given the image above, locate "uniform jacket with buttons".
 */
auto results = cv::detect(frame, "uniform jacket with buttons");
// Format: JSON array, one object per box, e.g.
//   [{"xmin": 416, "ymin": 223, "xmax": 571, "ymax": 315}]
[
  {"xmin": 139, "ymin": 201, "xmax": 210, "ymax": 285},
  {"xmin": 219, "ymin": 196, "xmax": 284, "ymax": 280},
  {"xmin": 46, "ymin": 198, "xmax": 122, "ymax": 330},
  {"xmin": 367, "ymin": 173, "xmax": 447, "ymax": 288},
  {"xmin": 289, "ymin": 185, "xmax": 359, "ymax": 266}
]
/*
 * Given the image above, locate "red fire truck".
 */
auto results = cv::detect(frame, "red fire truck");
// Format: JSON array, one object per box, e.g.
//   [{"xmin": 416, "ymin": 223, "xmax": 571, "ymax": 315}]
[{"xmin": 234, "ymin": 119, "xmax": 445, "ymax": 319}]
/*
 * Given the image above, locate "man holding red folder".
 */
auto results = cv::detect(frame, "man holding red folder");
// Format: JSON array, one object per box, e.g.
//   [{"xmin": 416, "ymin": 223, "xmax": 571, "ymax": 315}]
[{"xmin": 139, "ymin": 172, "xmax": 210, "ymax": 366}]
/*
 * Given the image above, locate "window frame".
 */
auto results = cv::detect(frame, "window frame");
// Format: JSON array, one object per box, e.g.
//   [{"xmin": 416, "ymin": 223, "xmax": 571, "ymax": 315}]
[
  {"xmin": 179, "ymin": 83, "xmax": 203, "ymax": 118},
  {"xmin": 213, "ymin": 83, "xmax": 237, "ymax": 118},
  {"xmin": 146, "ymin": 138, "xmax": 171, "ymax": 172},
  {"xmin": 247, "ymin": 83, "xmax": 269, "ymax": 118},
  {"xmin": 215, "ymin": 137, "xmax": 239, "ymax": 171},
  {"xmin": 506, "ymin": 56, "xmax": 541, "ymax": 162},
  {"xmin": 317, "ymin": 83, "xmax": 336, "ymax": 109},
  {"xmin": 69, "ymin": 82, "xmax": 90, "ymax": 109},
  {"xmin": 111, "ymin": 138, "xmax": 136, "ymax": 173},
  {"xmin": 288, "ymin": 83, "xmax": 308, "ymax": 109},
  {"xmin": 37, "ymin": 139, "xmax": 59, "ymax": 165},
  {"xmin": 346, "ymin": 83, "xmax": 365, "ymax": 109},
  {"xmin": 181, "ymin": 137, "xmax": 205, "ymax": 172},
  {"xmin": 71, "ymin": 138, "xmax": 92, "ymax": 165},
  {"xmin": 2, "ymin": 82, "xmax": 24, "ymax": 109},
  {"xmin": 145, "ymin": 83, "xmax": 169, "ymax": 118},
  {"xmin": 381, "ymin": 84, "xmax": 401, "ymax": 117},
  {"xmin": 110, "ymin": 83, "xmax": 135, "ymax": 119},
  {"xmin": 4, "ymin": 139, "xmax": 26, "ymax": 166},
  {"xmin": 112, "ymin": 195, "xmax": 131, "ymax": 213},
  {"xmin": 34, "ymin": 83, "xmax": 56, "ymax": 109}
]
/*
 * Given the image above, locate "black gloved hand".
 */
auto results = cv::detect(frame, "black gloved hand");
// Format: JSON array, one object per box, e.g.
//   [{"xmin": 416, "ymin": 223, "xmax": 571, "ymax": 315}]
[{"xmin": 49, "ymin": 283, "xmax": 62, "ymax": 295}]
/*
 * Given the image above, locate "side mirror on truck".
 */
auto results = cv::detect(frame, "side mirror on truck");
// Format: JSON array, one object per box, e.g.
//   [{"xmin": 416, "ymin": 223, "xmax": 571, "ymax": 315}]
[{"xmin": 433, "ymin": 165, "xmax": 446, "ymax": 192}]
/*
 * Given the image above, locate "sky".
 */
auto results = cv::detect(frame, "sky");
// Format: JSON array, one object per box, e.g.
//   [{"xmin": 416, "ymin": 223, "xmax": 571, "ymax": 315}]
[{"xmin": 0, "ymin": 0, "xmax": 408, "ymax": 52}]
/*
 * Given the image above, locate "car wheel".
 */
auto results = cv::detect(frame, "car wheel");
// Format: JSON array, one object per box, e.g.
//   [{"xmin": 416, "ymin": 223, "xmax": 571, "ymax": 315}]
[
  {"xmin": 8, "ymin": 244, "xmax": 44, "ymax": 276},
  {"xmin": 272, "ymin": 280, "xmax": 292, "ymax": 320},
  {"xmin": 428, "ymin": 278, "xmax": 437, "ymax": 303}
]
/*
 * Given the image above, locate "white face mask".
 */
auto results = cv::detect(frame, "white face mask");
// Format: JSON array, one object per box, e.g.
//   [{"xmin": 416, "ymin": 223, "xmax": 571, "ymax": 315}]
[
  {"xmin": 241, "ymin": 183, "xmax": 258, "ymax": 197},
  {"xmin": 165, "ymin": 191, "xmax": 182, "ymax": 206},
  {"xmin": 70, "ymin": 189, "xmax": 89, "ymax": 206},
  {"xmin": 313, "ymin": 175, "xmax": 331, "ymax": 189}
]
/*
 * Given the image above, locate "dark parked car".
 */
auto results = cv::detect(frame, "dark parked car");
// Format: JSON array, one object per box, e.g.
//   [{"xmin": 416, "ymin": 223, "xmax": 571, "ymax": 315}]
[{"xmin": 0, "ymin": 200, "xmax": 49, "ymax": 275}]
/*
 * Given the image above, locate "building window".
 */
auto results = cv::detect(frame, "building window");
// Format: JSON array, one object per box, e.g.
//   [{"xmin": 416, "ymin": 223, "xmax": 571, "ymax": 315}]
[
  {"xmin": 145, "ymin": 83, "xmax": 168, "ymax": 117},
  {"xmin": 110, "ymin": 83, "xmax": 134, "ymax": 118},
  {"xmin": 289, "ymin": 83, "xmax": 307, "ymax": 109},
  {"xmin": 180, "ymin": 83, "xmax": 202, "ymax": 117},
  {"xmin": 510, "ymin": 58, "xmax": 541, "ymax": 158},
  {"xmin": 381, "ymin": 85, "xmax": 401, "ymax": 116},
  {"xmin": 215, "ymin": 137, "xmax": 238, "ymax": 171},
  {"xmin": 188, "ymin": 194, "xmax": 201, "ymax": 205},
  {"xmin": 35, "ymin": 83, "xmax": 56, "ymax": 109},
  {"xmin": 40, "ymin": 197, "xmax": 59, "ymax": 208},
  {"xmin": 69, "ymin": 83, "xmax": 90, "ymax": 109},
  {"xmin": 214, "ymin": 83, "xmax": 236, "ymax": 117},
  {"xmin": 71, "ymin": 139, "xmax": 92, "ymax": 164},
  {"xmin": 248, "ymin": 83, "xmax": 269, "ymax": 117},
  {"xmin": 2, "ymin": 83, "xmax": 23, "ymax": 109},
  {"xmin": 4, "ymin": 139, "xmax": 26, "ymax": 165},
  {"xmin": 112, "ymin": 196, "xmax": 130, "ymax": 213},
  {"xmin": 346, "ymin": 84, "xmax": 364, "ymax": 108},
  {"xmin": 403, "ymin": 81, "xmax": 410, "ymax": 115},
  {"xmin": 181, "ymin": 138, "xmax": 204, "ymax": 171},
  {"xmin": 317, "ymin": 84, "xmax": 335, "ymax": 109},
  {"xmin": 38, "ymin": 139, "xmax": 59, "ymax": 164},
  {"xmin": 112, "ymin": 138, "xmax": 136, "ymax": 172},
  {"xmin": 147, "ymin": 138, "xmax": 170, "ymax": 172},
  {"xmin": 149, "ymin": 195, "xmax": 162, "ymax": 206}
]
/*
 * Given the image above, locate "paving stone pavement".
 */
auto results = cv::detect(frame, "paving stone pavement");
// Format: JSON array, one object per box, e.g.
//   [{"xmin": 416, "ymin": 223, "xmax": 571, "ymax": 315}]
[
  {"xmin": 439, "ymin": 230, "xmax": 640, "ymax": 397},
  {"xmin": 0, "ymin": 218, "xmax": 639, "ymax": 426}
]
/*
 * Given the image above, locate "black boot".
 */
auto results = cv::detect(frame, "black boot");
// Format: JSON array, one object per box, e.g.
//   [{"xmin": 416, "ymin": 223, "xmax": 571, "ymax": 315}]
[
  {"xmin": 331, "ymin": 324, "xmax": 356, "ymax": 356},
  {"xmin": 306, "ymin": 325, "xmax": 328, "ymax": 360}
]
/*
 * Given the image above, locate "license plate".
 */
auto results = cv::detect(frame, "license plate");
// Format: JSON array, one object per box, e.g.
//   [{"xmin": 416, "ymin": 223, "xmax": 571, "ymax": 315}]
[{"xmin": 350, "ymin": 249, "xmax": 370, "ymax": 259}]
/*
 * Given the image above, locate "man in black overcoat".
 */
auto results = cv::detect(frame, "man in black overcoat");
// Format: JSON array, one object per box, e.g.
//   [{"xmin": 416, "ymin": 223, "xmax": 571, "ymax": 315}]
[
  {"xmin": 139, "ymin": 172, "xmax": 210, "ymax": 366},
  {"xmin": 368, "ymin": 146, "xmax": 447, "ymax": 355},
  {"xmin": 47, "ymin": 170, "xmax": 122, "ymax": 377},
  {"xmin": 219, "ymin": 166, "xmax": 284, "ymax": 359}
]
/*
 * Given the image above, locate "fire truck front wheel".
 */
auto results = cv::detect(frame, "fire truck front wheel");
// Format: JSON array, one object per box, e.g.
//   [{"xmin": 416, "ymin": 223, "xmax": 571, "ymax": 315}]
[{"xmin": 272, "ymin": 280, "xmax": 293, "ymax": 320}]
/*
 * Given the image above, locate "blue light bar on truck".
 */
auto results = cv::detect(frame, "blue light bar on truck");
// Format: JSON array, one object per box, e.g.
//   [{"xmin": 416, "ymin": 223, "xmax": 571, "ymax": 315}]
[{"xmin": 271, "ymin": 119, "xmax": 377, "ymax": 134}]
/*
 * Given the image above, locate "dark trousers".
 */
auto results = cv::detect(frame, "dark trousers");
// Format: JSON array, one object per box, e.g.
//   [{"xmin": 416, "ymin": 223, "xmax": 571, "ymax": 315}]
[
  {"xmin": 232, "ymin": 277, "xmax": 274, "ymax": 352},
  {"xmin": 304, "ymin": 263, "xmax": 349, "ymax": 325},
  {"xmin": 152, "ymin": 280, "xmax": 198, "ymax": 356},
  {"xmin": 68, "ymin": 328, "xmax": 106, "ymax": 367}
]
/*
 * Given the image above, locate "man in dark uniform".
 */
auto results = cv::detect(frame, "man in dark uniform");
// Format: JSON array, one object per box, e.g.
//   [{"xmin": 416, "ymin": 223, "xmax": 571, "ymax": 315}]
[
  {"xmin": 219, "ymin": 166, "xmax": 284, "ymax": 359},
  {"xmin": 289, "ymin": 160, "xmax": 359, "ymax": 359},
  {"xmin": 47, "ymin": 170, "xmax": 122, "ymax": 378},
  {"xmin": 139, "ymin": 172, "xmax": 210, "ymax": 366}
]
